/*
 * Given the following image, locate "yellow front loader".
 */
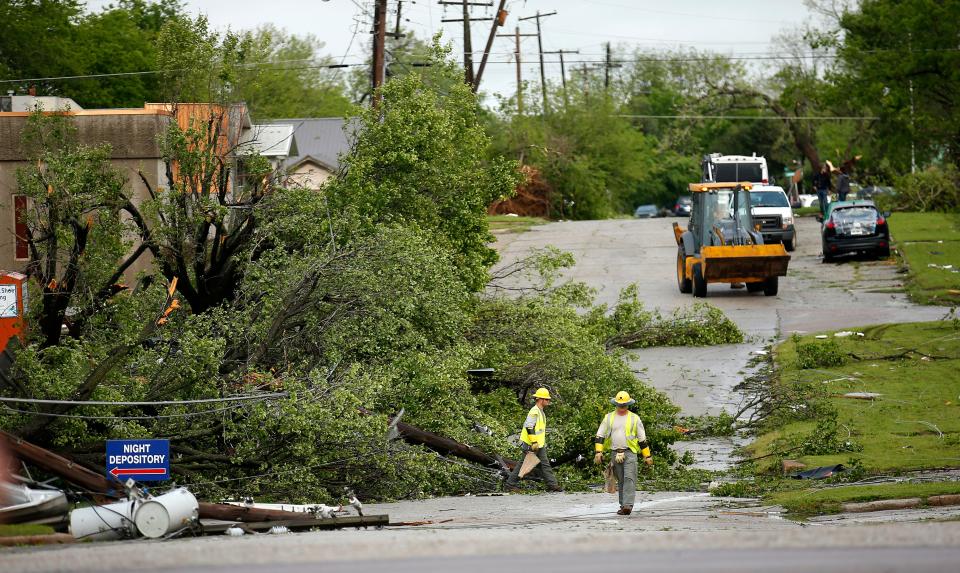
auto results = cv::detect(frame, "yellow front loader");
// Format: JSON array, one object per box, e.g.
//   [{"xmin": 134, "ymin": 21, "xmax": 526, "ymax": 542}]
[{"xmin": 673, "ymin": 182, "xmax": 790, "ymax": 297}]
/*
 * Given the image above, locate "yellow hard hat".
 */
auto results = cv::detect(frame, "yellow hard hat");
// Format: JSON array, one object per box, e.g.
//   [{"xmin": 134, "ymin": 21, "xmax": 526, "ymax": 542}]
[
  {"xmin": 612, "ymin": 391, "xmax": 635, "ymax": 406},
  {"xmin": 533, "ymin": 388, "xmax": 552, "ymax": 400}
]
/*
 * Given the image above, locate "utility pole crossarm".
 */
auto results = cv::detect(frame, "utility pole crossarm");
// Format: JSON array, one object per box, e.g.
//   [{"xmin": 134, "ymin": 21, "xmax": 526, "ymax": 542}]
[
  {"xmin": 517, "ymin": 11, "xmax": 557, "ymax": 114},
  {"xmin": 544, "ymin": 49, "xmax": 579, "ymax": 97}
]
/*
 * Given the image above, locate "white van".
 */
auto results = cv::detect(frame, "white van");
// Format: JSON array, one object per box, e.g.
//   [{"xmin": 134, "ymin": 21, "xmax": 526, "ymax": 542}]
[{"xmin": 702, "ymin": 153, "xmax": 770, "ymax": 185}]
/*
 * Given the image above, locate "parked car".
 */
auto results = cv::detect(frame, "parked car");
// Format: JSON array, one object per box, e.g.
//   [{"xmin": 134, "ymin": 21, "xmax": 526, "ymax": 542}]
[
  {"xmin": 672, "ymin": 195, "xmax": 692, "ymax": 217},
  {"xmin": 749, "ymin": 185, "xmax": 796, "ymax": 252},
  {"xmin": 819, "ymin": 200, "xmax": 890, "ymax": 262},
  {"xmin": 634, "ymin": 204, "xmax": 660, "ymax": 218}
]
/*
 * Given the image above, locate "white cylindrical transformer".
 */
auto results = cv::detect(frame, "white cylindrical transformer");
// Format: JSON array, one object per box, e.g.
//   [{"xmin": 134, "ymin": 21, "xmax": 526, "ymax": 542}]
[
  {"xmin": 69, "ymin": 500, "xmax": 138, "ymax": 541},
  {"xmin": 134, "ymin": 487, "xmax": 199, "ymax": 538}
]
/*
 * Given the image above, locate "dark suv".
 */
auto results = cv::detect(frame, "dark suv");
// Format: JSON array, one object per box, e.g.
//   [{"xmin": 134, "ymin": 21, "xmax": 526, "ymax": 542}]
[{"xmin": 819, "ymin": 200, "xmax": 890, "ymax": 262}]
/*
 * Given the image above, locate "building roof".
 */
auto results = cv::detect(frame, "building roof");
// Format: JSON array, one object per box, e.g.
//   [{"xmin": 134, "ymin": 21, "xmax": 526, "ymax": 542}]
[
  {"xmin": 267, "ymin": 118, "xmax": 354, "ymax": 172},
  {"xmin": 239, "ymin": 124, "xmax": 297, "ymax": 158}
]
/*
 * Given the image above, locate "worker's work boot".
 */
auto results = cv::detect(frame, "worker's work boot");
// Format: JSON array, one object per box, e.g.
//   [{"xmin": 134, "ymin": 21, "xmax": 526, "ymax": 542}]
[
  {"xmin": 547, "ymin": 485, "xmax": 564, "ymax": 492},
  {"xmin": 616, "ymin": 505, "xmax": 633, "ymax": 515}
]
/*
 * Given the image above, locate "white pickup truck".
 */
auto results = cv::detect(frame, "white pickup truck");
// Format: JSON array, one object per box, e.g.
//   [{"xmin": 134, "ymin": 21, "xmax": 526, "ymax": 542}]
[{"xmin": 749, "ymin": 185, "xmax": 797, "ymax": 252}]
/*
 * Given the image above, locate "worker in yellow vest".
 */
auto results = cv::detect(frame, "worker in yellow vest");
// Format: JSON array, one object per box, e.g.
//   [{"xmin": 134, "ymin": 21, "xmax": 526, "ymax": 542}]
[
  {"xmin": 504, "ymin": 387, "xmax": 562, "ymax": 492},
  {"xmin": 594, "ymin": 391, "xmax": 652, "ymax": 515}
]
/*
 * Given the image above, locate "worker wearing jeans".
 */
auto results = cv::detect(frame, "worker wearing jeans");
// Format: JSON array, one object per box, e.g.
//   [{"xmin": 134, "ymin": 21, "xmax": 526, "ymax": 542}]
[
  {"xmin": 594, "ymin": 391, "xmax": 653, "ymax": 515},
  {"xmin": 505, "ymin": 388, "xmax": 561, "ymax": 492}
]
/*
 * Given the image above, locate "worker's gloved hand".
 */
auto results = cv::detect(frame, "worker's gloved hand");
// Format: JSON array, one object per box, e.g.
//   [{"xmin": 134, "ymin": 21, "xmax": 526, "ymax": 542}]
[
  {"xmin": 530, "ymin": 442, "xmax": 540, "ymax": 451},
  {"xmin": 644, "ymin": 456, "xmax": 653, "ymax": 466},
  {"xmin": 615, "ymin": 452, "xmax": 625, "ymax": 464},
  {"xmin": 593, "ymin": 452, "xmax": 603, "ymax": 465}
]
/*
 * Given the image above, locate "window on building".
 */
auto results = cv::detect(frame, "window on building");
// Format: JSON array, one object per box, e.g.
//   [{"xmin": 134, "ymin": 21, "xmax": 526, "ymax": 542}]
[{"xmin": 14, "ymin": 195, "xmax": 28, "ymax": 260}]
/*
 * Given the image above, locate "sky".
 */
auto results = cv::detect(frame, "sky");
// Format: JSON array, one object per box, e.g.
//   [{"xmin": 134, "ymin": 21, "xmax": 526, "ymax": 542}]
[{"xmin": 87, "ymin": 0, "xmax": 816, "ymax": 103}]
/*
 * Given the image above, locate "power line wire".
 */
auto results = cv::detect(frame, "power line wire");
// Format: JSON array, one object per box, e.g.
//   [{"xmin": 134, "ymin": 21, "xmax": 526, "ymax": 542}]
[{"xmin": 0, "ymin": 393, "xmax": 287, "ymax": 406}]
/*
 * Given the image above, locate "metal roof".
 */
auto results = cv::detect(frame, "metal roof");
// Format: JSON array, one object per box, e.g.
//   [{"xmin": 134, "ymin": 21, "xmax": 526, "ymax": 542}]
[
  {"xmin": 239, "ymin": 124, "xmax": 297, "ymax": 158},
  {"xmin": 266, "ymin": 117, "xmax": 355, "ymax": 172}
]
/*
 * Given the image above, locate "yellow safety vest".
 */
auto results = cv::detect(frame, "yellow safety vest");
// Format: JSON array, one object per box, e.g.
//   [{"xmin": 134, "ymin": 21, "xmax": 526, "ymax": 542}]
[
  {"xmin": 599, "ymin": 411, "xmax": 641, "ymax": 454},
  {"xmin": 519, "ymin": 406, "xmax": 546, "ymax": 447}
]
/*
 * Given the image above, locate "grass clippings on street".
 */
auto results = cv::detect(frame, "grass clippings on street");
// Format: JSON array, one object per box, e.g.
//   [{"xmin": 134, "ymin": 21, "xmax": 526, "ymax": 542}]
[{"xmin": 890, "ymin": 212, "xmax": 960, "ymax": 305}]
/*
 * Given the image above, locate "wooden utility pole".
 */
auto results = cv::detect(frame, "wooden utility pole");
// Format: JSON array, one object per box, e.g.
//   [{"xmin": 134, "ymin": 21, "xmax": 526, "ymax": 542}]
[
  {"xmin": 461, "ymin": 0, "xmax": 475, "ymax": 85},
  {"xmin": 439, "ymin": 1, "xmax": 494, "ymax": 86},
  {"xmin": 371, "ymin": 0, "xmax": 388, "ymax": 98},
  {"xmin": 393, "ymin": 0, "xmax": 404, "ymax": 39},
  {"xmin": 518, "ymin": 11, "xmax": 556, "ymax": 114},
  {"xmin": 473, "ymin": 0, "xmax": 507, "ymax": 92},
  {"xmin": 603, "ymin": 42, "xmax": 621, "ymax": 90},
  {"xmin": 497, "ymin": 26, "xmax": 537, "ymax": 114},
  {"xmin": 544, "ymin": 49, "xmax": 579, "ymax": 103}
]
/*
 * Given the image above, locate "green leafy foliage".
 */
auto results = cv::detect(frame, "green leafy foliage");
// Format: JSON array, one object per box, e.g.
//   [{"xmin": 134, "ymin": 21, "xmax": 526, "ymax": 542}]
[
  {"xmin": 795, "ymin": 336, "xmax": 847, "ymax": 369},
  {"xmin": 888, "ymin": 165, "xmax": 960, "ymax": 213},
  {"xmin": 330, "ymin": 39, "xmax": 520, "ymax": 291}
]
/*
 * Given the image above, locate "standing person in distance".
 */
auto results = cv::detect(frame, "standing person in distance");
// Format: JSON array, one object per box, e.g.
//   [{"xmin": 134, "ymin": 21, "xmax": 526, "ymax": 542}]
[{"xmin": 814, "ymin": 163, "xmax": 833, "ymax": 218}]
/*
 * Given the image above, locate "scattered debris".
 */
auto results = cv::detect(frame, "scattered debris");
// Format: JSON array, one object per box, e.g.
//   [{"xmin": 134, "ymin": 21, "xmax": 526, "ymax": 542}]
[
  {"xmin": 750, "ymin": 349, "xmax": 769, "ymax": 356},
  {"xmin": 226, "ymin": 526, "xmax": 245, "ymax": 537},
  {"xmin": 790, "ymin": 464, "xmax": 845, "ymax": 480},
  {"xmin": 842, "ymin": 498, "xmax": 921, "ymax": 513},
  {"xmin": 782, "ymin": 460, "xmax": 807, "ymax": 475},
  {"xmin": 815, "ymin": 335, "xmax": 829, "ymax": 339},
  {"xmin": 203, "ymin": 515, "xmax": 388, "ymax": 534},
  {"xmin": 389, "ymin": 518, "xmax": 453, "ymax": 527},
  {"xmin": 269, "ymin": 525, "xmax": 289, "ymax": 534},
  {"xmin": 929, "ymin": 494, "xmax": 960, "ymax": 507},
  {"xmin": 841, "ymin": 392, "xmax": 882, "ymax": 400},
  {"xmin": 347, "ymin": 491, "xmax": 363, "ymax": 517},
  {"xmin": 0, "ymin": 482, "xmax": 69, "ymax": 526}
]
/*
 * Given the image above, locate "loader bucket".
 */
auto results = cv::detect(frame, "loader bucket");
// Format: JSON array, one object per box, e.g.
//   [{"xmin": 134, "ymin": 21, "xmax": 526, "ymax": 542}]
[{"xmin": 700, "ymin": 244, "xmax": 790, "ymax": 282}]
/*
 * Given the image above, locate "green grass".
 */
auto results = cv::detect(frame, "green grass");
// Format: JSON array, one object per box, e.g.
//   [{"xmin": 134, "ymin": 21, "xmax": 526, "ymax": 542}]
[
  {"xmin": 747, "ymin": 321, "xmax": 960, "ymax": 474},
  {"xmin": 889, "ymin": 212, "xmax": 960, "ymax": 305},
  {"xmin": 487, "ymin": 215, "xmax": 548, "ymax": 234},
  {"xmin": 0, "ymin": 523, "xmax": 56, "ymax": 537},
  {"xmin": 739, "ymin": 321, "xmax": 960, "ymax": 515},
  {"xmin": 770, "ymin": 481, "xmax": 960, "ymax": 516}
]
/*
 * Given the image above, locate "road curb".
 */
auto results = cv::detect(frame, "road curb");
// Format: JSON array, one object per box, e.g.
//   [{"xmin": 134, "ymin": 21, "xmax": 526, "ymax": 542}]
[{"xmin": 841, "ymin": 494, "xmax": 960, "ymax": 514}]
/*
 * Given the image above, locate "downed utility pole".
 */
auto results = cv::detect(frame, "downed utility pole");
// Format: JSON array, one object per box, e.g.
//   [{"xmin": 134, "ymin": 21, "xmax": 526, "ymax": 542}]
[
  {"xmin": 0, "ymin": 430, "xmax": 354, "ymax": 524},
  {"xmin": 472, "ymin": 0, "xmax": 508, "ymax": 92},
  {"xmin": 392, "ymin": 415, "xmax": 510, "ymax": 469}
]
